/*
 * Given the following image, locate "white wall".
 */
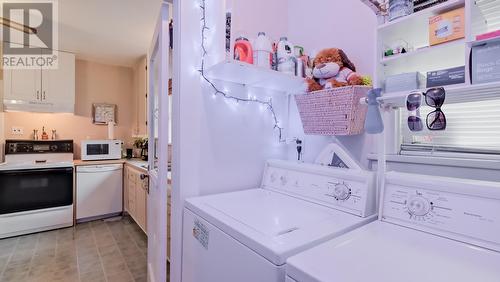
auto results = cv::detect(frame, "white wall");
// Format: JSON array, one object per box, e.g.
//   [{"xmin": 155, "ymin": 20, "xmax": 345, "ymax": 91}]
[
  {"xmin": 173, "ymin": 1, "xmax": 377, "ymax": 281},
  {"xmin": 172, "ymin": 1, "xmax": 288, "ymax": 281},
  {"xmin": 228, "ymin": 0, "xmax": 288, "ymax": 45},
  {"xmin": 286, "ymin": 0, "xmax": 377, "ymax": 166}
]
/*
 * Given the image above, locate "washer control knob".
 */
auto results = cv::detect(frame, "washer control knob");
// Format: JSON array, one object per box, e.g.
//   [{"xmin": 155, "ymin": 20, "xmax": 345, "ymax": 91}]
[
  {"xmin": 280, "ymin": 175, "xmax": 288, "ymax": 186},
  {"xmin": 407, "ymin": 196, "xmax": 431, "ymax": 217},
  {"xmin": 269, "ymin": 173, "xmax": 277, "ymax": 183},
  {"xmin": 332, "ymin": 183, "xmax": 351, "ymax": 201}
]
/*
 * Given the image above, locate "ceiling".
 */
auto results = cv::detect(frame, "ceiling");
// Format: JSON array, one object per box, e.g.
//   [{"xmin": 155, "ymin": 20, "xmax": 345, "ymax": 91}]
[{"xmin": 58, "ymin": 0, "xmax": 164, "ymax": 67}]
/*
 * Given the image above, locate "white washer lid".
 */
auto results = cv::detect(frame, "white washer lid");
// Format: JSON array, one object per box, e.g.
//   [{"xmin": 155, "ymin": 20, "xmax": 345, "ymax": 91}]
[
  {"xmin": 286, "ymin": 221, "xmax": 500, "ymax": 282},
  {"xmin": 185, "ymin": 189, "xmax": 374, "ymax": 266}
]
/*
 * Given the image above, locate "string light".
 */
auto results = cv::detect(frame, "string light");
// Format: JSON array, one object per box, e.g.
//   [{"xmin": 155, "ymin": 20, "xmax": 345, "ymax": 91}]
[{"xmin": 198, "ymin": 0, "xmax": 285, "ymax": 142}]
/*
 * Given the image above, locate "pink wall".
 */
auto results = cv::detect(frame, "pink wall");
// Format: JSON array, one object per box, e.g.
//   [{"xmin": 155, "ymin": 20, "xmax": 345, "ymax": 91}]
[{"xmin": 3, "ymin": 59, "xmax": 136, "ymax": 159}]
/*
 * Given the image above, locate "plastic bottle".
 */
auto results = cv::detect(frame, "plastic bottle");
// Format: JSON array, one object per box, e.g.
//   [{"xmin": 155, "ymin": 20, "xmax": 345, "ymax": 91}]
[
  {"xmin": 234, "ymin": 36, "xmax": 253, "ymax": 64},
  {"xmin": 253, "ymin": 32, "xmax": 272, "ymax": 69},
  {"xmin": 277, "ymin": 37, "xmax": 295, "ymax": 75}
]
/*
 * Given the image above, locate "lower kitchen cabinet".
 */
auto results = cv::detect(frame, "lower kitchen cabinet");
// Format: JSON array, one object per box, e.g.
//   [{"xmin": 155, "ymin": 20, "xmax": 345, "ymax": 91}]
[{"xmin": 125, "ymin": 165, "xmax": 148, "ymax": 233}]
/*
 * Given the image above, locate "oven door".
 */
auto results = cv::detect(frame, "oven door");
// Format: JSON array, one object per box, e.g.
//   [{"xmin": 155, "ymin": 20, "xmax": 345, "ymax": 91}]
[{"xmin": 0, "ymin": 167, "xmax": 74, "ymax": 215}]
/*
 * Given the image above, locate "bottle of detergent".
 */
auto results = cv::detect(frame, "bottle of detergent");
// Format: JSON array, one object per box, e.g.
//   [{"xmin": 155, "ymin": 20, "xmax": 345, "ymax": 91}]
[
  {"xmin": 253, "ymin": 32, "xmax": 272, "ymax": 69},
  {"xmin": 234, "ymin": 36, "xmax": 253, "ymax": 64},
  {"xmin": 277, "ymin": 37, "xmax": 295, "ymax": 75}
]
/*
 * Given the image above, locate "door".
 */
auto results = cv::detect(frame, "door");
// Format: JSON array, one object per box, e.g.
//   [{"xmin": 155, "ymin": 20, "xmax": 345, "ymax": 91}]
[
  {"xmin": 41, "ymin": 51, "xmax": 76, "ymax": 112},
  {"xmin": 147, "ymin": 3, "xmax": 170, "ymax": 282},
  {"xmin": 3, "ymin": 43, "xmax": 42, "ymax": 107},
  {"xmin": 3, "ymin": 45, "xmax": 42, "ymax": 106},
  {"xmin": 136, "ymin": 174, "xmax": 148, "ymax": 232},
  {"xmin": 0, "ymin": 167, "xmax": 73, "ymax": 214}
]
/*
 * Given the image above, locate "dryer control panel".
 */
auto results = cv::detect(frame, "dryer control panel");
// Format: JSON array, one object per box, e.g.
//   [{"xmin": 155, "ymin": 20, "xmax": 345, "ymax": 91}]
[
  {"xmin": 262, "ymin": 160, "xmax": 376, "ymax": 217},
  {"xmin": 382, "ymin": 173, "xmax": 500, "ymax": 252}
]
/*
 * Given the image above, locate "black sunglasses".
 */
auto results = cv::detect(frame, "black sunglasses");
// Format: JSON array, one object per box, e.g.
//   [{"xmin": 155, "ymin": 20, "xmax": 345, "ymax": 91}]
[{"xmin": 406, "ymin": 87, "xmax": 446, "ymax": 131}]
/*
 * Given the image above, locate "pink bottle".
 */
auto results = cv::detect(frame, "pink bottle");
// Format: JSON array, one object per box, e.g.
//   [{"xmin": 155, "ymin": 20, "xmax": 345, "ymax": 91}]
[{"xmin": 234, "ymin": 36, "xmax": 253, "ymax": 64}]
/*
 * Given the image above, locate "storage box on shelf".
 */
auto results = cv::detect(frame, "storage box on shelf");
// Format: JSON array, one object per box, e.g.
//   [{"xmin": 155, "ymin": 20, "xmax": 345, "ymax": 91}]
[
  {"xmin": 295, "ymin": 86, "xmax": 370, "ymax": 136},
  {"xmin": 204, "ymin": 60, "xmax": 305, "ymax": 93},
  {"xmin": 373, "ymin": 0, "xmax": 500, "ymax": 108}
]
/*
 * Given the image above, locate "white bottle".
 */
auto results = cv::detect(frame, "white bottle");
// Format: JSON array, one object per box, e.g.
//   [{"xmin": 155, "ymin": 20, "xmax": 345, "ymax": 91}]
[
  {"xmin": 277, "ymin": 37, "xmax": 295, "ymax": 75},
  {"xmin": 253, "ymin": 32, "xmax": 272, "ymax": 69}
]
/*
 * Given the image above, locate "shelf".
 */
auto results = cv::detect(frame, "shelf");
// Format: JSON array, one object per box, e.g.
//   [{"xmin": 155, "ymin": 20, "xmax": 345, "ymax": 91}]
[
  {"xmin": 374, "ymin": 81, "xmax": 500, "ymax": 108},
  {"xmin": 381, "ymin": 39, "xmax": 465, "ymax": 65},
  {"xmin": 378, "ymin": 0, "xmax": 465, "ymax": 32},
  {"xmin": 204, "ymin": 60, "xmax": 306, "ymax": 93},
  {"xmin": 468, "ymin": 36, "xmax": 500, "ymax": 47}
]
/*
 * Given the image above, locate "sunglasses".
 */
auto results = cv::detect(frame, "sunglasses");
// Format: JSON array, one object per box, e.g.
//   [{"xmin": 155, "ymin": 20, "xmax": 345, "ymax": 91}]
[{"xmin": 406, "ymin": 87, "xmax": 447, "ymax": 131}]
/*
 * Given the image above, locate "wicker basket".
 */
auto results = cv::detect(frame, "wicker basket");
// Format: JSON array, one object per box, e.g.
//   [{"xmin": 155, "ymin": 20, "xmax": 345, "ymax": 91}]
[{"xmin": 294, "ymin": 86, "xmax": 370, "ymax": 136}]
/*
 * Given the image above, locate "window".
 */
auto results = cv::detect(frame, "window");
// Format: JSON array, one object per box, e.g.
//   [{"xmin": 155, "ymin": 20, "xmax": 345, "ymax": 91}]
[{"xmin": 400, "ymin": 99, "xmax": 500, "ymax": 158}]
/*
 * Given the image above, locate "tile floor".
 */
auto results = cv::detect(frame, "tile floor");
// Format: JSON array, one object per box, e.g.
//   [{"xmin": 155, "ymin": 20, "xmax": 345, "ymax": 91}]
[{"xmin": 0, "ymin": 216, "xmax": 148, "ymax": 282}]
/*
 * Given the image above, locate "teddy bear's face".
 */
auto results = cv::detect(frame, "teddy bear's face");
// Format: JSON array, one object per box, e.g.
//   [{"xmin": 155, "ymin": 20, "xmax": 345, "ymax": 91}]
[
  {"xmin": 312, "ymin": 49, "xmax": 344, "ymax": 79},
  {"xmin": 312, "ymin": 62, "xmax": 340, "ymax": 79}
]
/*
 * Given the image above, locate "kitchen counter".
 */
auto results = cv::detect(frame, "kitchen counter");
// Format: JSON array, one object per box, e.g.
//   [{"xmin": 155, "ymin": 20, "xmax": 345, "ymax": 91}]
[{"xmin": 125, "ymin": 159, "xmax": 149, "ymax": 173}]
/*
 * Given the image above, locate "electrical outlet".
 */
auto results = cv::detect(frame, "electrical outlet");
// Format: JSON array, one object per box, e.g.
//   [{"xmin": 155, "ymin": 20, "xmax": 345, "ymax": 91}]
[{"xmin": 11, "ymin": 127, "xmax": 24, "ymax": 135}]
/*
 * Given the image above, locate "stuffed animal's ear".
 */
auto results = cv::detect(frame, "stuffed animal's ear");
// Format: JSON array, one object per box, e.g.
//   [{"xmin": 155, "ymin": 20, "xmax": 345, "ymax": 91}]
[{"xmin": 338, "ymin": 49, "xmax": 356, "ymax": 72}]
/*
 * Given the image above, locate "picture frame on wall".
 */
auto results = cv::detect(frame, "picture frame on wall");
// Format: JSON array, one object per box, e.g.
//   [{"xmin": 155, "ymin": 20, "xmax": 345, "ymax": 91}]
[{"xmin": 92, "ymin": 103, "xmax": 117, "ymax": 125}]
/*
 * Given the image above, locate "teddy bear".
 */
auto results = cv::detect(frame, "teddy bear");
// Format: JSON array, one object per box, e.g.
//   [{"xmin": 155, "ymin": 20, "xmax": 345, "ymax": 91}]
[{"xmin": 306, "ymin": 48, "xmax": 364, "ymax": 92}]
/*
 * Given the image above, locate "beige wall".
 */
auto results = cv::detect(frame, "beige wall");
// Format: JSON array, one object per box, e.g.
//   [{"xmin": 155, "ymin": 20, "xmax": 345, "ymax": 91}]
[{"xmin": 3, "ymin": 59, "xmax": 135, "ymax": 159}]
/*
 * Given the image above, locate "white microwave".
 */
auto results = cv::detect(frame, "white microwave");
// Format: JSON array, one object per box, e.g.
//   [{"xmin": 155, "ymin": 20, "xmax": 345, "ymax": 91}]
[{"xmin": 81, "ymin": 140, "xmax": 122, "ymax": 161}]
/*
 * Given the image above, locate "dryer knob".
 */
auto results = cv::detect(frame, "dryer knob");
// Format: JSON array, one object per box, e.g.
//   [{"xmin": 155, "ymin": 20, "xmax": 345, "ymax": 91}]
[
  {"xmin": 332, "ymin": 183, "xmax": 351, "ymax": 201},
  {"xmin": 407, "ymin": 196, "xmax": 431, "ymax": 217}
]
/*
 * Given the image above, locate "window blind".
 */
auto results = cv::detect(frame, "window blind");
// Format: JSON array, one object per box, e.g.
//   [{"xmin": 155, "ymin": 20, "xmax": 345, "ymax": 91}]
[{"xmin": 400, "ymin": 99, "xmax": 500, "ymax": 157}]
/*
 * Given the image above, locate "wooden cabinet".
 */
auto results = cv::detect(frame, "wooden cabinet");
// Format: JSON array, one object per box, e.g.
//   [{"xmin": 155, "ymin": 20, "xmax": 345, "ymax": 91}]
[
  {"xmin": 124, "ymin": 165, "xmax": 148, "ymax": 233},
  {"xmin": 3, "ymin": 50, "xmax": 75, "ymax": 113}
]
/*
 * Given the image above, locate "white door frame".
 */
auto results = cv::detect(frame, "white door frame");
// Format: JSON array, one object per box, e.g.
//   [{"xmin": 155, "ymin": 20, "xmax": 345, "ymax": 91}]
[{"xmin": 147, "ymin": 3, "xmax": 170, "ymax": 282}]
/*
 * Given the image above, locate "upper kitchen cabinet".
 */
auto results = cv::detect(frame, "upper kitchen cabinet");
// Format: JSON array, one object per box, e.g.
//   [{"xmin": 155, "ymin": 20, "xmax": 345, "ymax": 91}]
[
  {"xmin": 40, "ymin": 51, "xmax": 76, "ymax": 111},
  {"xmin": 3, "ymin": 50, "xmax": 76, "ymax": 113}
]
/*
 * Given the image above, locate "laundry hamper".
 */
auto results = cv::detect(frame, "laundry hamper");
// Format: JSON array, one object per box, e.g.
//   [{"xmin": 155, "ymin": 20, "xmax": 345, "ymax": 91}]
[{"xmin": 294, "ymin": 86, "xmax": 370, "ymax": 136}]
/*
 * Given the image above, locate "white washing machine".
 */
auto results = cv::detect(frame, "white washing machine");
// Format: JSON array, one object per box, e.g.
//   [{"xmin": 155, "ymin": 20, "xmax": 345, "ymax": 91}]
[
  {"xmin": 286, "ymin": 171, "xmax": 500, "ymax": 282},
  {"xmin": 182, "ymin": 160, "xmax": 377, "ymax": 282}
]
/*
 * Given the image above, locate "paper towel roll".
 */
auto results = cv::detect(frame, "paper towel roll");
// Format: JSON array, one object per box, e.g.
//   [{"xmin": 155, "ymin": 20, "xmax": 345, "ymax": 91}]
[{"xmin": 107, "ymin": 122, "xmax": 115, "ymax": 140}]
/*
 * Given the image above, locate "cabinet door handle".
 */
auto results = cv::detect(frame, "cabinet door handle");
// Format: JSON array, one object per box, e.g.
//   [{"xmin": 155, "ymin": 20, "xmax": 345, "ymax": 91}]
[
  {"xmin": 43, "ymin": 91, "xmax": 46, "ymax": 100},
  {"xmin": 36, "ymin": 90, "xmax": 40, "ymax": 100}
]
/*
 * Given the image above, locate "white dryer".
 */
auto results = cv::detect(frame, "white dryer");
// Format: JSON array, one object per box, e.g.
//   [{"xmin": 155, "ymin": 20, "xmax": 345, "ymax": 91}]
[
  {"xmin": 286, "ymin": 172, "xmax": 500, "ymax": 282},
  {"xmin": 182, "ymin": 160, "xmax": 377, "ymax": 282}
]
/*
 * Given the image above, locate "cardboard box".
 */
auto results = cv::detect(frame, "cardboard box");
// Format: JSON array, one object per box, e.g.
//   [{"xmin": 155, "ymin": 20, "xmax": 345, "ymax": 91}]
[
  {"xmin": 429, "ymin": 7, "xmax": 465, "ymax": 46},
  {"xmin": 385, "ymin": 72, "xmax": 424, "ymax": 93},
  {"xmin": 427, "ymin": 66, "xmax": 465, "ymax": 87},
  {"xmin": 472, "ymin": 41, "xmax": 500, "ymax": 84}
]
